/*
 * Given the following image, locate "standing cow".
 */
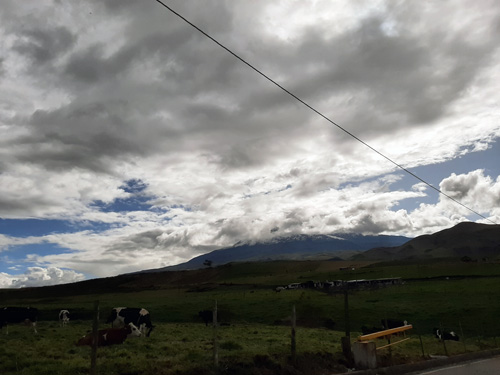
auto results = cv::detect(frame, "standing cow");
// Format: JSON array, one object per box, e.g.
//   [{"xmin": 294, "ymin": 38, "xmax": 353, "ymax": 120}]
[
  {"xmin": 59, "ymin": 310, "xmax": 70, "ymax": 327},
  {"xmin": 0, "ymin": 307, "xmax": 38, "ymax": 334},
  {"xmin": 198, "ymin": 310, "xmax": 213, "ymax": 326},
  {"xmin": 106, "ymin": 307, "xmax": 154, "ymax": 337},
  {"xmin": 76, "ymin": 322, "xmax": 141, "ymax": 347}
]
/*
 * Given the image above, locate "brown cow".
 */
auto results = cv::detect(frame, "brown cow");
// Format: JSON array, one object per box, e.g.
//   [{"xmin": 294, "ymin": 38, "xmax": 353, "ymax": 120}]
[{"xmin": 76, "ymin": 322, "xmax": 141, "ymax": 347}]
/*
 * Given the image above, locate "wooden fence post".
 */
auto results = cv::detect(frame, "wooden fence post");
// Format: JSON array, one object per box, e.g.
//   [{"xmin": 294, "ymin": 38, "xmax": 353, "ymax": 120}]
[
  {"xmin": 419, "ymin": 334, "xmax": 425, "ymax": 358},
  {"xmin": 341, "ymin": 283, "xmax": 353, "ymax": 367},
  {"xmin": 213, "ymin": 300, "xmax": 218, "ymax": 368},
  {"xmin": 459, "ymin": 320, "xmax": 467, "ymax": 353},
  {"xmin": 291, "ymin": 305, "xmax": 296, "ymax": 363},
  {"xmin": 90, "ymin": 300, "xmax": 99, "ymax": 375},
  {"xmin": 384, "ymin": 315, "xmax": 393, "ymax": 365},
  {"xmin": 439, "ymin": 322, "xmax": 448, "ymax": 357}
]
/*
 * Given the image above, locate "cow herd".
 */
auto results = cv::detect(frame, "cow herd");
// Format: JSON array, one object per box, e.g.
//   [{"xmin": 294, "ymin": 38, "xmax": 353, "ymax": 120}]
[
  {"xmin": 1, "ymin": 306, "xmax": 462, "ymax": 346},
  {"xmin": 0, "ymin": 306, "xmax": 154, "ymax": 347}
]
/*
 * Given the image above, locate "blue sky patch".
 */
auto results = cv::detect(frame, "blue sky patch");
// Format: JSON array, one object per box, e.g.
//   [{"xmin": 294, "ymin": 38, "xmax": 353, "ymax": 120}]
[
  {"xmin": 120, "ymin": 178, "xmax": 148, "ymax": 194},
  {"xmin": 0, "ymin": 218, "xmax": 79, "ymax": 237},
  {"xmin": 0, "ymin": 242, "xmax": 72, "ymax": 273},
  {"xmin": 0, "ymin": 218, "xmax": 114, "ymax": 238},
  {"xmin": 92, "ymin": 178, "xmax": 156, "ymax": 213},
  {"xmin": 389, "ymin": 141, "xmax": 500, "ymax": 212}
]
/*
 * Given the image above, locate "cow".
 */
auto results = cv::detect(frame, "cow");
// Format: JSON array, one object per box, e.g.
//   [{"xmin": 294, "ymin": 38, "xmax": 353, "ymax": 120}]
[
  {"xmin": 106, "ymin": 307, "xmax": 154, "ymax": 337},
  {"xmin": 361, "ymin": 325, "xmax": 382, "ymax": 335},
  {"xmin": 0, "ymin": 307, "xmax": 38, "ymax": 334},
  {"xmin": 381, "ymin": 319, "xmax": 408, "ymax": 329},
  {"xmin": 198, "ymin": 310, "xmax": 213, "ymax": 326},
  {"xmin": 433, "ymin": 328, "xmax": 459, "ymax": 341},
  {"xmin": 59, "ymin": 310, "xmax": 70, "ymax": 327},
  {"xmin": 275, "ymin": 286, "xmax": 285, "ymax": 293},
  {"xmin": 76, "ymin": 322, "xmax": 141, "ymax": 347}
]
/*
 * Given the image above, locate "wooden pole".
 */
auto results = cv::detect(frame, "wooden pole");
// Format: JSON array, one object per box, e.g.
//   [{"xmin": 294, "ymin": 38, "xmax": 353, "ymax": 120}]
[
  {"xmin": 344, "ymin": 285, "xmax": 350, "ymax": 338},
  {"xmin": 291, "ymin": 305, "xmax": 296, "ymax": 363},
  {"xmin": 439, "ymin": 322, "xmax": 448, "ymax": 357},
  {"xmin": 384, "ymin": 315, "xmax": 393, "ymax": 365},
  {"xmin": 341, "ymin": 282, "xmax": 353, "ymax": 366},
  {"xmin": 90, "ymin": 300, "xmax": 99, "ymax": 375},
  {"xmin": 213, "ymin": 300, "xmax": 218, "ymax": 368},
  {"xmin": 419, "ymin": 335, "xmax": 425, "ymax": 358},
  {"xmin": 459, "ymin": 320, "xmax": 467, "ymax": 353}
]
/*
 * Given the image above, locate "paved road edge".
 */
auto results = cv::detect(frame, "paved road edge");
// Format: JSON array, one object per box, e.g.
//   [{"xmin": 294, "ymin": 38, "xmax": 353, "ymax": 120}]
[{"xmin": 348, "ymin": 348, "xmax": 500, "ymax": 375}]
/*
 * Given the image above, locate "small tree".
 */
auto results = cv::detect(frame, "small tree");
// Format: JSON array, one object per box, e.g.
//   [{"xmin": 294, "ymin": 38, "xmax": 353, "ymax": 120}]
[{"xmin": 204, "ymin": 259, "xmax": 213, "ymax": 267}]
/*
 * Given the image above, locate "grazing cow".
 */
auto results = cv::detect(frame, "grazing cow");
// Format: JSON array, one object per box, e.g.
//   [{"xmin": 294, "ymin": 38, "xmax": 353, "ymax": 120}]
[
  {"xmin": 275, "ymin": 286, "xmax": 285, "ymax": 293},
  {"xmin": 0, "ymin": 307, "xmax": 38, "ymax": 334},
  {"xmin": 198, "ymin": 310, "xmax": 213, "ymax": 326},
  {"xmin": 361, "ymin": 325, "xmax": 382, "ymax": 335},
  {"xmin": 59, "ymin": 310, "xmax": 70, "ymax": 327},
  {"xmin": 76, "ymin": 322, "xmax": 141, "ymax": 347},
  {"xmin": 433, "ymin": 328, "xmax": 459, "ymax": 341},
  {"xmin": 381, "ymin": 319, "xmax": 408, "ymax": 329},
  {"xmin": 106, "ymin": 307, "xmax": 154, "ymax": 337}
]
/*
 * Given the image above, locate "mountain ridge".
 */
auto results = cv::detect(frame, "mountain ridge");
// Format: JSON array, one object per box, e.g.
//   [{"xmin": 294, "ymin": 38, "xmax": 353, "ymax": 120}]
[
  {"xmin": 139, "ymin": 233, "xmax": 411, "ymax": 273},
  {"xmin": 355, "ymin": 222, "xmax": 500, "ymax": 261}
]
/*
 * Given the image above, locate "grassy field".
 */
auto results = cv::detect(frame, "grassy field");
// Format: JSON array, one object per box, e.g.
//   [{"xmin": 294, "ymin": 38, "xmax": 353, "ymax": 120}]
[{"xmin": 1, "ymin": 258, "xmax": 499, "ymax": 374}]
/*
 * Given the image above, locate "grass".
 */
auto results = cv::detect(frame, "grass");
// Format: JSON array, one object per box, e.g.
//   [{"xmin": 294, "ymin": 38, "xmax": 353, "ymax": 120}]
[
  {"xmin": 1, "ymin": 258, "xmax": 500, "ymax": 374},
  {"xmin": 1, "ymin": 320, "xmax": 497, "ymax": 374}
]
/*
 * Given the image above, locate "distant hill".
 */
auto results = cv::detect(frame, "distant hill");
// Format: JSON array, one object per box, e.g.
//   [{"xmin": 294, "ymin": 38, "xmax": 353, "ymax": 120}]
[
  {"xmin": 139, "ymin": 233, "xmax": 411, "ymax": 272},
  {"xmin": 354, "ymin": 222, "xmax": 500, "ymax": 261}
]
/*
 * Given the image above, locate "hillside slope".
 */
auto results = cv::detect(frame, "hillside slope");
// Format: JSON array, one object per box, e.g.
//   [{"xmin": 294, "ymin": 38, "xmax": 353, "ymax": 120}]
[
  {"xmin": 356, "ymin": 222, "xmax": 500, "ymax": 261},
  {"xmin": 143, "ymin": 233, "xmax": 410, "ymax": 272}
]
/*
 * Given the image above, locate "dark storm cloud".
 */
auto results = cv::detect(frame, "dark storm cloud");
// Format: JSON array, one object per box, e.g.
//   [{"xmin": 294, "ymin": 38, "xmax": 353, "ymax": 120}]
[
  {"xmin": 19, "ymin": 102, "xmax": 141, "ymax": 172},
  {"xmin": 105, "ymin": 229, "xmax": 164, "ymax": 255},
  {"xmin": 13, "ymin": 26, "xmax": 77, "ymax": 65},
  {"xmin": 63, "ymin": 30, "xmax": 196, "ymax": 85},
  {"xmin": 263, "ymin": 15, "xmax": 499, "ymax": 135},
  {"xmin": 0, "ymin": 195, "xmax": 55, "ymax": 216}
]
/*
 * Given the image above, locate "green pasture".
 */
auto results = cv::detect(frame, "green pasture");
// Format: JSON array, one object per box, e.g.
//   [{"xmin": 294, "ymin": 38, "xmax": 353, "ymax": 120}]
[{"xmin": 1, "ymin": 259, "xmax": 500, "ymax": 374}]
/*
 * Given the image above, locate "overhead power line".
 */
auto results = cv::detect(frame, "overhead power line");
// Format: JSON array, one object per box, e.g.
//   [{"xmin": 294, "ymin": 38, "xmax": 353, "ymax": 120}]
[{"xmin": 154, "ymin": 0, "xmax": 497, "ymax": 225}]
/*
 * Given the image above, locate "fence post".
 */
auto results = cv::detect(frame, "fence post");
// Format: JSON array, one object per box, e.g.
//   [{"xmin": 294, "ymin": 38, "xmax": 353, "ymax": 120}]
[
  {"xmin": 291, "ymin": 305, "xmax": 296, "ymax": 363},
  {"xmin": 419, "ymin": 334, "xmax": 425, "ymax": 358},
  {"xmin": 341, "ymin": 283, "xmax": 353, "ymax": 367},
  {"xmin": 384, "ymin": 316, "xmax": 393, "ymax": 365},
  {"xmin": 213, "ymin": 300, "xmax": 218, "ymax": 368},
  {"xmin": 90, "ymin": 300, "xmax": 99, "ymax": 375},
  {"xmin": 439, "ymin": 322, "xmax": 448, "ymax": 356},
  {"xmin": 459, "ymin": 320, "xmax": 467, "ymax": 353}
]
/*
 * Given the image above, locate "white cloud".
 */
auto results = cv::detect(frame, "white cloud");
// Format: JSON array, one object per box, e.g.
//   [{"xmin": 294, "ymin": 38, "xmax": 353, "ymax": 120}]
[{"xmin": 0, "ymin": 267, "xmax": 85, "ymax": 288}]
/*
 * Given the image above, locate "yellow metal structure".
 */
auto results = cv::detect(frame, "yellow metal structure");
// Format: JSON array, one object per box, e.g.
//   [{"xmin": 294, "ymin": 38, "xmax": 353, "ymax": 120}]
[{"xmin": 358, "ymin": 324, "xmax": 413, "ymax": 342}]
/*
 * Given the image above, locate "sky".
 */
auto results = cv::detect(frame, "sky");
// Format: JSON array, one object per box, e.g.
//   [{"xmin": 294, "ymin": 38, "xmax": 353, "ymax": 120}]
[{"xmin": 1, "ymin": 0, "xmax": 499, "ymax": 288}]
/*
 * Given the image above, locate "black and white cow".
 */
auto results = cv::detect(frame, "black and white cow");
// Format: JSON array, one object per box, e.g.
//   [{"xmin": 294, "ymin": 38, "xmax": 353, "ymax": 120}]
[
  {"xmin": 59, "ymin": 310, "xmax": 70, "ymax": 327},
  {"xmin": 0, "ymin": 307, "xmax": 38, "ymax": 334},
  {"xmin": 106, "ymin": 307, "xmax": 154, "ymax": 337},
  {"xmin": 433, "ymin": 328, "xmax": 459, "ymax": 341}
]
